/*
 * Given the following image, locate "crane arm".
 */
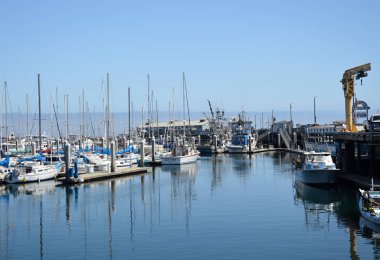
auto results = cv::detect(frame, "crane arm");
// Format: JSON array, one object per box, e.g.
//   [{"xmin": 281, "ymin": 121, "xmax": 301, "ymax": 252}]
[
  {"xmin": 207, "ymin": 100, "xmax": 214, "ymax": 119},
  {"xmin": 341, "ymin": 63, "xmax": 371, "ymax": 132}
]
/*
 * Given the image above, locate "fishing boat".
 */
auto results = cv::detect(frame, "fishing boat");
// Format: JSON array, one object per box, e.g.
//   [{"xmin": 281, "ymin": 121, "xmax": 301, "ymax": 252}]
[
  {"xmin": 295, "ymin": 151, "xmax": 339, "ymax": 185},
  {"xmin": 359, "ymin": 189, "xmax": 380, "ymax": 226},
  {"xmin": 225, "ymin": 111, "xmax": 257, "ymax": 153},
  {"xmin": 4, "ymin": 162, "xmax": 62, "ymax": 184},
  {"xmin": 161, "ymin": 72, "xmax": 200, "ymax": 165},
  {"xmin": 161, "ymin": 144, "xmax": 200, "ymax": 165}
]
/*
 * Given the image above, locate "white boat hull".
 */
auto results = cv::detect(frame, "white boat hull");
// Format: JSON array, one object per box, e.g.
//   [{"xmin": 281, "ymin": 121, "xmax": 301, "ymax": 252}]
[
  {"xmin": 295, "ymin": 169, "xmax": 339, "ymax": 185},
  {"xmin": 161, "ymin": 153, "xmax": 199, "ymax": 165},
  {"xmin": 5, "ymin": 169, "xmax": 57, "ymax": 184},
  {"xmin": 359, "ymin": 196, "xmax": 380, "ymax": 226}
]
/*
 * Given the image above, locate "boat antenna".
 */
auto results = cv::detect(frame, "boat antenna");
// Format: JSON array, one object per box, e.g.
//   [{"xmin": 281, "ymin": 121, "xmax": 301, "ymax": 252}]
[{"xmin": 371, "ymin": 176, "xmax": 374, "ymax": 191}]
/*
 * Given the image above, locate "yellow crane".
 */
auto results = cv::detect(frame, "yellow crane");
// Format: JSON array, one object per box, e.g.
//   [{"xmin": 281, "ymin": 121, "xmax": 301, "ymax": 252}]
[{"xmin": 341, "ymin": 63, "xmax": 371, "ymax": 132}]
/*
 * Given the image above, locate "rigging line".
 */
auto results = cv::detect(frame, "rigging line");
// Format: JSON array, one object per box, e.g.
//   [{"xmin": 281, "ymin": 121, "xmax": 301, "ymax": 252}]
[
  {"xmin": 5, "ymin": 84, "xmax": 17, "ymax": 137},
  {"xmin": 184, "ymin": 75, "xmax": 191, "ymax": 135},
  {"xmin": 87, "ymin": 102, "xmax": 96, "ymax": 138},
  {"xmin": 53, "ymin": 103, "xmax": 63, "ymax": 143},
  {"xmin": 29, "ymin": 108, "xmax": 38, "ymax": 138}
]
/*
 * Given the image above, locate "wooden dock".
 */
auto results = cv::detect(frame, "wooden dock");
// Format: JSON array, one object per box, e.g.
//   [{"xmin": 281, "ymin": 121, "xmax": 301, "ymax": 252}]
[
  {"xmin": 57, "ymin": 166, "xmax": 151, "ymax": 185},
  {"xmin": 339, "ymin": 174, "xmax": 380, "ymax": 189},
  {"xmin": 248, "ymin": 147, "xmax": 304, "ymax": 155}
]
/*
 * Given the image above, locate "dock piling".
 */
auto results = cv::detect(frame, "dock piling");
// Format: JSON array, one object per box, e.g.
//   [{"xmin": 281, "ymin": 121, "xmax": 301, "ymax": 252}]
[
  {"xmin": 110, "ymin": 141, "xmax": 115, "ymax": 172},
  {"xmin": 31, "ymin": 142, "xmax": 36, "ymax": 155},
  {"xmin": 64, "ymin": 143, "xmax": 71, "ymax": 180},
  {"xmin": 140, "ymin": 141, "xmax": 145, "ymax": 167},
  {"xmin": 152, "ymin": 137, "xmax": 155, "ymax": 162}
]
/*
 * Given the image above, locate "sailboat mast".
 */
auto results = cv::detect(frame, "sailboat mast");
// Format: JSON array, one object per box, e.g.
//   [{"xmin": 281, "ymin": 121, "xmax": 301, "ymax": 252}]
[
  {"xmin": 128, "ymin": 87, "xmax": 131, "ymax": 146},
  {"xmin": 38, "ymin": 74, "xmax": 42, "ymax": 152},
  {"xmin": 4, "ymin": 82, "xmax": 8, "ymax": 146},
  {"xmin": 156, "ymin": 100, "xmax": 158, "ymax": 137},
  {"xmin": 106, "ymin": 73, "xmax": 110, "ymax": 148},
  {"xmin": 82, "ymin": 89, "xmax": 85, "ymax": 138},
  {"xmin": 182, "ymin": 72, "xmax": 186, "ymax": 138},
  {"xmin": 26, "ymin": 94, "xmax": 29, "ymax": 141},
  {"xmin": 65, "ymin": 94, "xmax": 69, "ymax": 140},
  {"xmin": 147, "ymin": 74, "xmax": 150, "ymax": 139}
]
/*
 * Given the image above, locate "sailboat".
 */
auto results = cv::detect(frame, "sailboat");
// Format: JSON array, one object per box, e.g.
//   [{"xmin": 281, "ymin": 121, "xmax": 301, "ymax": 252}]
[
  {"xmin": 161, "ymin": 72, "xmax": 200, "ymax": 165},
  {"xmin": 4, "ymin": 74, "xmax": 63, "ymax": 184}
]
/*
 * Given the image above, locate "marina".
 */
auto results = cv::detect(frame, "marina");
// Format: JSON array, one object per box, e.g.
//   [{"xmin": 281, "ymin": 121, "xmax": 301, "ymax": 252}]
[
  {"xmin": 1, "ymin": 1, "xmax": 380, "ymax": 258},
  {"xmin": 0, "ymin": 152, "xmax": 377, "ymax": 259}
]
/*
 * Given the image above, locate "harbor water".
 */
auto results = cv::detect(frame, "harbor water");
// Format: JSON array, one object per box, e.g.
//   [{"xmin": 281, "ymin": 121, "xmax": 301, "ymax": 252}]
[{"xmin": 0, "ymin": 152, "xmax": 377, "ymax": 259}]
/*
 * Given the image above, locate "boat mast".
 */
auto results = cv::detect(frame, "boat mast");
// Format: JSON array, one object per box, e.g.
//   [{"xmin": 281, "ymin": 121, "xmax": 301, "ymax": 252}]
[
  {"xmin": 65, "ymin": 94, "xmax": 69, "ymax": 141},
  {"xmin": 106, "ymin": 73, "xmax": 110, "ymax": 148},
  {"xmin": 49, "ymin": 95, "xmax": 53, "ymax": 141},
  {"xmin": 4, "ymin": 81, "xmax": 8, "ymax": 150},
  {"xmin": 82, "ymin": 89, "xmax": 85, "ymax": 138},
  {"xmin": 26, "ymin": 94, "xmax": 29, "ymax": 142},
  {"xmin": 182, "ymin": 72, "xmax": 186, "ymax": 139},
  {"xmin": 156, "ymin": 100, "xmax": 158, "ymax": 138},
  {"xmin": 147, "ymin": 74, "xmax": 150, "ymax": 139},
  {"xmin": 128, "ymin": 87, "xmax": 131, "ymax": 146},
  {"xmin": 38, "ymin": 74, "xmax": 42, "ymax": 152}
]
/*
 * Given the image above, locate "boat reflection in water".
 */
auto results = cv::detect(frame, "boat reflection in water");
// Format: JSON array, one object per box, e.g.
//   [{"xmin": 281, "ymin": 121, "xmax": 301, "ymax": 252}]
[
  {"xmin": 3, "ymin": 180, "xmax": 56, "ymax": 197},
  {"xmin": 294, "ymin": 180, "xmax": 341, "ymax": 230},
  {"xmin": 359, "ymin": 216, "xmax": 380, "ymax": 256},
  {"xmin": 161, "ymin": 163, "xmax": 199, "ymax": 235},
  {"xmin": 161, "ymin": 162, "xmax": 199, "ymax": 177}
]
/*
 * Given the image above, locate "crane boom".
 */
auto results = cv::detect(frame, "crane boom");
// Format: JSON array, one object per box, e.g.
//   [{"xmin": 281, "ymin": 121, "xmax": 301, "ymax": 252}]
[
  {"xmin": 341, "ymin": 63, "xmax": 371, "ymax": 132},
  {"xmin": 207, "ymin": 100, "xmax": 214, "ymax": 119}
]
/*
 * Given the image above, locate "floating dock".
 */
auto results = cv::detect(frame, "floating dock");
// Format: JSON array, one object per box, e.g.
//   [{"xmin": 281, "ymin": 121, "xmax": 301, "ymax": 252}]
[
  {"xmin": 248, "ymin": 147, "xmax": 304, "ymax": 155},
  {"xmin": 57, "ymin": 166, "xmax": 150, "ymax": 185}
]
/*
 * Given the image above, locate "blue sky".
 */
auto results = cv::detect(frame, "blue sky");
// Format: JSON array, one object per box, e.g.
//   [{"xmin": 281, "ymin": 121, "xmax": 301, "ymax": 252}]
[{"xmin": 1, "ymin": 0, "xmax": 379, "ymax": 122}]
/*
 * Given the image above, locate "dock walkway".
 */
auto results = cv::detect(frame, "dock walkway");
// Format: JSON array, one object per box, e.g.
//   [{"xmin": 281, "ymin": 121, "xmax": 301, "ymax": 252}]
[
  {"xmin": 339, "ymin": 174, "xmax": 380, "ymax": 189},
  {"xmin": 248, "ymin": 148, "xmax": 304, "ymax": 155},
  {"xmin": 57, "ymin": 166, "xmax": 150, "ymax": 185}
]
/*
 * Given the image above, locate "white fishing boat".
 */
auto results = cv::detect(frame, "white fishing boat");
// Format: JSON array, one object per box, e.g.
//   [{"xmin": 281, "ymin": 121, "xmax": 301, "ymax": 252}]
[
  {"xmin": 161, "ymin": 145, "xmax": 200, "ymax": 165},
  {"xmin": 4, "ymin": 162, "xmax": 62, "ymax": 184},
  {"xmin": 161, "ymin": 72, "xmax": 200, "ymax": 165},
  {"xmin": 295, "ymin": 151, "xmax": 339, "ymax": 185},
  {"xmin": 359, "ymin": 189, "xmax": 380, "ymax": 226}
]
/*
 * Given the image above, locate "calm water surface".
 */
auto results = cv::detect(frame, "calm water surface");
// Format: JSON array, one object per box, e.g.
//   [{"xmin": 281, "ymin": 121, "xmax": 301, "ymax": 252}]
[{"xmin": 0, "ymin": 152, "xmax": 378, "ymax": 259}]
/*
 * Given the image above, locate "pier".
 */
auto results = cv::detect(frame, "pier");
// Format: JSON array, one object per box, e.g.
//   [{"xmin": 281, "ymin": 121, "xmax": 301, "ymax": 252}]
[
  {"xmin": 334, "ymin": 131, "xmax": 380, "ymax": 187},
  {"xmin": 57, "ymin": 166, "xmax": 151, "ymax": 185}
]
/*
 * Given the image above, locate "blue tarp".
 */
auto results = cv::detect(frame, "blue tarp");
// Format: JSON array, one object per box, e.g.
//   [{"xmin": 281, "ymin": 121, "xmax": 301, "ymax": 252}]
[
  {"xmin": 116, "ymin": 145, "xmax": 136, "ymax": 154},
  {"xmin": 79, "ymin": 145, "xmax": 91, "ymax": 153},
  {"xmin": 17, "ymin": 154, "xmax": 46, "ymax": 163},
  {"xmin": 0, "ymin": 156, "xmax": 10, "ymax": 168}
]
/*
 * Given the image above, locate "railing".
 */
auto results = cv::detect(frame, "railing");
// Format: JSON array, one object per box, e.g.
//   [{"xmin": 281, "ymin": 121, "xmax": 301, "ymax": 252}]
[
  {"xmin": 279, "ymin": 128, "xmax": 293, "ymax": 149},
  {"xmin": 257, "ymin": 131, "xmax": 269, "ymax": 142}
]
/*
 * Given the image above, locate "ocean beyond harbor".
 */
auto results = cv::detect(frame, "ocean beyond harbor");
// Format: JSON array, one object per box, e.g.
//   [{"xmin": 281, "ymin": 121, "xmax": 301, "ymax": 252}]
[{"xmin": 0, "ymin": 153, "xmax": 376, "ymax": 259}]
